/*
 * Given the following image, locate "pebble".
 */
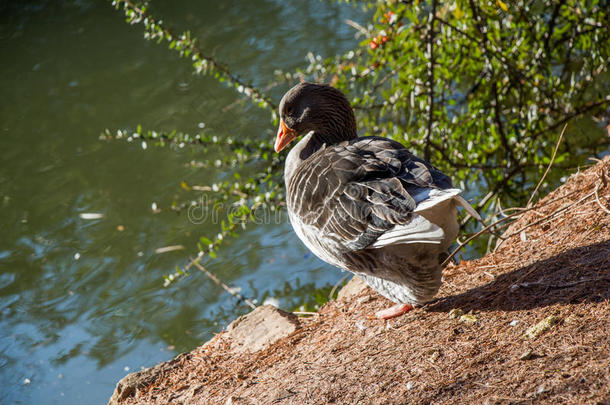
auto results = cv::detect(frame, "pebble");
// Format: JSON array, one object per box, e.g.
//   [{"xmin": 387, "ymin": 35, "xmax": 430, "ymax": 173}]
[
  {"xmin": 356, "ymin": 295, "xmax": 373, "ymax": 305},
  {"xmin": 525, "ymin": 315, "xmax": 559, "ymax": 339},
  {"xmin": 449, "ymin": 308, "xmax": 464, "ymax": 319},
  {"xmin": 460, "ymin": 314, "xmax": 479, "ymax": 324}
]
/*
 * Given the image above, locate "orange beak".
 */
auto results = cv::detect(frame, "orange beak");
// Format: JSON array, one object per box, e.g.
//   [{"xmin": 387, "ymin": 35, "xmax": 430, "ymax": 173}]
[{"xmin": 274, "ymin": 119, "xmax": 297, "ymax": 152}]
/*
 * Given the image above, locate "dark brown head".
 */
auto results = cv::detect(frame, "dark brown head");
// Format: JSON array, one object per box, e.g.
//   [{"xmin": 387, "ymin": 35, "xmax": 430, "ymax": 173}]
[{"xmin": 274, "ymin": 83, "xmax": 357, "ymax": 152}]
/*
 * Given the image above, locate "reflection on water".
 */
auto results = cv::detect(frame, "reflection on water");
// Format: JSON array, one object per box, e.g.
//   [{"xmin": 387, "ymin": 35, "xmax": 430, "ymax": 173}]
[{"xmin": 0, "ymin": 1, "xmax": 365, "ymax": 403}]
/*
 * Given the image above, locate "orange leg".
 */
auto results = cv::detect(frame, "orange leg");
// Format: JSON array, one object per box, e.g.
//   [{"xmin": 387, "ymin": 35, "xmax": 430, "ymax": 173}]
[{"xmin": 375, "ymin": 303, "xmax": 414, "ymax": 320}]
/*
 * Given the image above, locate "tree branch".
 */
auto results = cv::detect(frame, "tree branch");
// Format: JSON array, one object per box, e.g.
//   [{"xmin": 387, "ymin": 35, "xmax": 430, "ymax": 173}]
[{"xmin": 424, "ymin": 0, "xmax": 437, "ymax": 161}]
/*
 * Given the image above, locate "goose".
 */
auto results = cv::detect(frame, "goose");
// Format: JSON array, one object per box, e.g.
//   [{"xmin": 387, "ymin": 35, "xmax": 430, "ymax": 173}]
[{"xmin": 274, "ymin": 82, "xmax": 480, "ymax": 319}]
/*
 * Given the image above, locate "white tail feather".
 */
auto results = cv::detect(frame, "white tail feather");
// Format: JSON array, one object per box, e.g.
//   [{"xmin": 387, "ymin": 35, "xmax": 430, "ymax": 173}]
[
  {"xmin": 414, "ymin": 188, "xmax": 482, "ymax": 222},
  {"xmin": 371, "ymin": 189, "xmax": 482, "ymax": 249},
  {"xmin": 413, "ymin": 188, "xmax": 461, "ymax": 212},
  {"xmin": 454, "ymin": 195, "xmax": 482, "ymax": 221},
  {"xmin": 371, "ymin": 214, "xmax": 444, "ymax": 248}
]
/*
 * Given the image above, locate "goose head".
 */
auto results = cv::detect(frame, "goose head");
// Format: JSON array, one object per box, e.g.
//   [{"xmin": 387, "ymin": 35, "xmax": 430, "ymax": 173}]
[{"xmin": 274, "ymin": 82, "xmax": 358, "ymax": 152}]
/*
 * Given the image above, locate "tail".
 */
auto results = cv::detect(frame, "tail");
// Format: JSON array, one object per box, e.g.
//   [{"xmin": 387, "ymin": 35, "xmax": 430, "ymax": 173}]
[
  {"xmin": 413, "ymin": 188, "xmax": 482, "ymax": 222},
  {"xmin": 454, "ymin": 195, "xmax": 482, "ymax": 222}
]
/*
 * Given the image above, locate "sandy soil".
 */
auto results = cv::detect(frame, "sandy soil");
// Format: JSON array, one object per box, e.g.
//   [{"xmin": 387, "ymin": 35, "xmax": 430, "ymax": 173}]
[{"xmin": 112, "ymin": 157, "xmax": 610, "ymax": 405}]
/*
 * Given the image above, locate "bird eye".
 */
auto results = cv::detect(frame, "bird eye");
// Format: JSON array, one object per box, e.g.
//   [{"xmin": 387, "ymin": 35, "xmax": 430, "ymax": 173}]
[{"xmin": 285, "ymin": 106, "xmax": 294, "ymax": 116}]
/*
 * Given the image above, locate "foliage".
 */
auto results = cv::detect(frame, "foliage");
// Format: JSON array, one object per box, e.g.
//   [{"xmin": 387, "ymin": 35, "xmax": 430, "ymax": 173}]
[
  {"xmin": 106, "ymin": 0, "xmax": 609, "ymax": 285},
  {"xmin": 299, "ymin": 0, "xmax": 609, "ymax": 210}
]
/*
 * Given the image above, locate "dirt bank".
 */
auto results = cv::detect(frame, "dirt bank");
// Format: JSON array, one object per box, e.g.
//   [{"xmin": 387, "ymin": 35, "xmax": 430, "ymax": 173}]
[{"xmin": 110, "ymin": 157, "xmax": 610, "ymax": 405}]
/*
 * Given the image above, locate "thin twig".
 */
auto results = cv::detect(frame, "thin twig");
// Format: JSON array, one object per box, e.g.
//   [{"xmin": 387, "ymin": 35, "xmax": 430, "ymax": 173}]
[
  {"xmin": 434, "ymin": 16, "xmax": 519, "ymax": 78},
  {"xmin": 292, "ymin": 311, "xmax": 320, "ymax": 317},
  {"xmin": 344, "ymin": 19, "xmax": 369, "ymax": 36},
  {"xmin": 493, "ymin": 81, "xmax": 518, "ymax": 167},
  {"xmin": 594, "ymin": 184, "xmax": 610, "ymax": 214},
  {"xmin": 372, "ymin": 61, "xmax": 409, "ymax": 93},
  {"xmin": 526, "ymin": 123, "xmax": 568, "ymax": 208},
  {"xmin": 512, "ymin": 276, "xmax": 610, "ymax": 290},
  {"xmin": 529, "ymin": 96, "xmax": 610, "ymax": 139},
  {"xmin": 494, "ymin": 191, "xmax": 596, "ymax": 252},
  {"xmin": 189, "ymin": 257, "xmax": 257, "ymax": 310},
  {"xmin": 442, "ymin": 187, "xmax": 585, "ymax": 267},
  {"xmin": 423, "ymin": 0, "xmax": 437, "ymax": 161},
  {"xmin": 329, "ymin": 274, "xmax": 350, "ymax": 301},
  {"xmin": 442, "ymin": 214, "xmax": 516, "ymax": 267}
]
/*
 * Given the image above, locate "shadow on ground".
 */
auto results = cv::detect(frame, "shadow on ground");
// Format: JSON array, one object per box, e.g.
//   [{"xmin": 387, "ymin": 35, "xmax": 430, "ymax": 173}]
[{"xmin": 428, "ymin": 239, "xmax": 610, "ymax": 313}]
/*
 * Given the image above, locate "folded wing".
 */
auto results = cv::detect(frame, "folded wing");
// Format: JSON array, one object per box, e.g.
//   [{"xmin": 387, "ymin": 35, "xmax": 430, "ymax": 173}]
[{"xmin": 286, "ymin": 136, "xmax": 478, "ymax": 252}]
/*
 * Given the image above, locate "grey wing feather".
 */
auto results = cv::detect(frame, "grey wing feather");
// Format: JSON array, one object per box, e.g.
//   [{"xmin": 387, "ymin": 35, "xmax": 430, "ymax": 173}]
[{"xmin": 286, "ymin": 136, "xmax": 454, "ymax": 252}]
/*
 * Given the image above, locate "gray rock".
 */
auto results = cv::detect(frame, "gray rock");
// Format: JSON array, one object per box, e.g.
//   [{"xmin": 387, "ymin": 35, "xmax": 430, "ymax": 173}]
[
  {"xmin": 108, "ymin": 305, "xmax": 299, "ymax": 404},
  {"xmin": 225, "ymin": 305, "xmax": 299, "ymax": 353},
  {"xmin": 337, "ymin": 275, "xmax": 369, "ymax": 302},
  {"xmin": 108, "ymin": 354, "xmax": 184, "ymax": 405}
]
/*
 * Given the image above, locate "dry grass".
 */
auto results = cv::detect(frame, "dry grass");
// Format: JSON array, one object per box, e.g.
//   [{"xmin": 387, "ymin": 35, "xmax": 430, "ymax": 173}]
[{"xmin": 119, "ymin": 157, "xmax": 610, "ymax": 405}]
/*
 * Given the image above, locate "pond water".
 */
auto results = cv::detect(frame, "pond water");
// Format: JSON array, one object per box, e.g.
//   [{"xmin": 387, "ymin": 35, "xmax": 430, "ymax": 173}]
[{"xmin": 0, "ymin": 1, "xmax": 369, "ymax": 403}]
